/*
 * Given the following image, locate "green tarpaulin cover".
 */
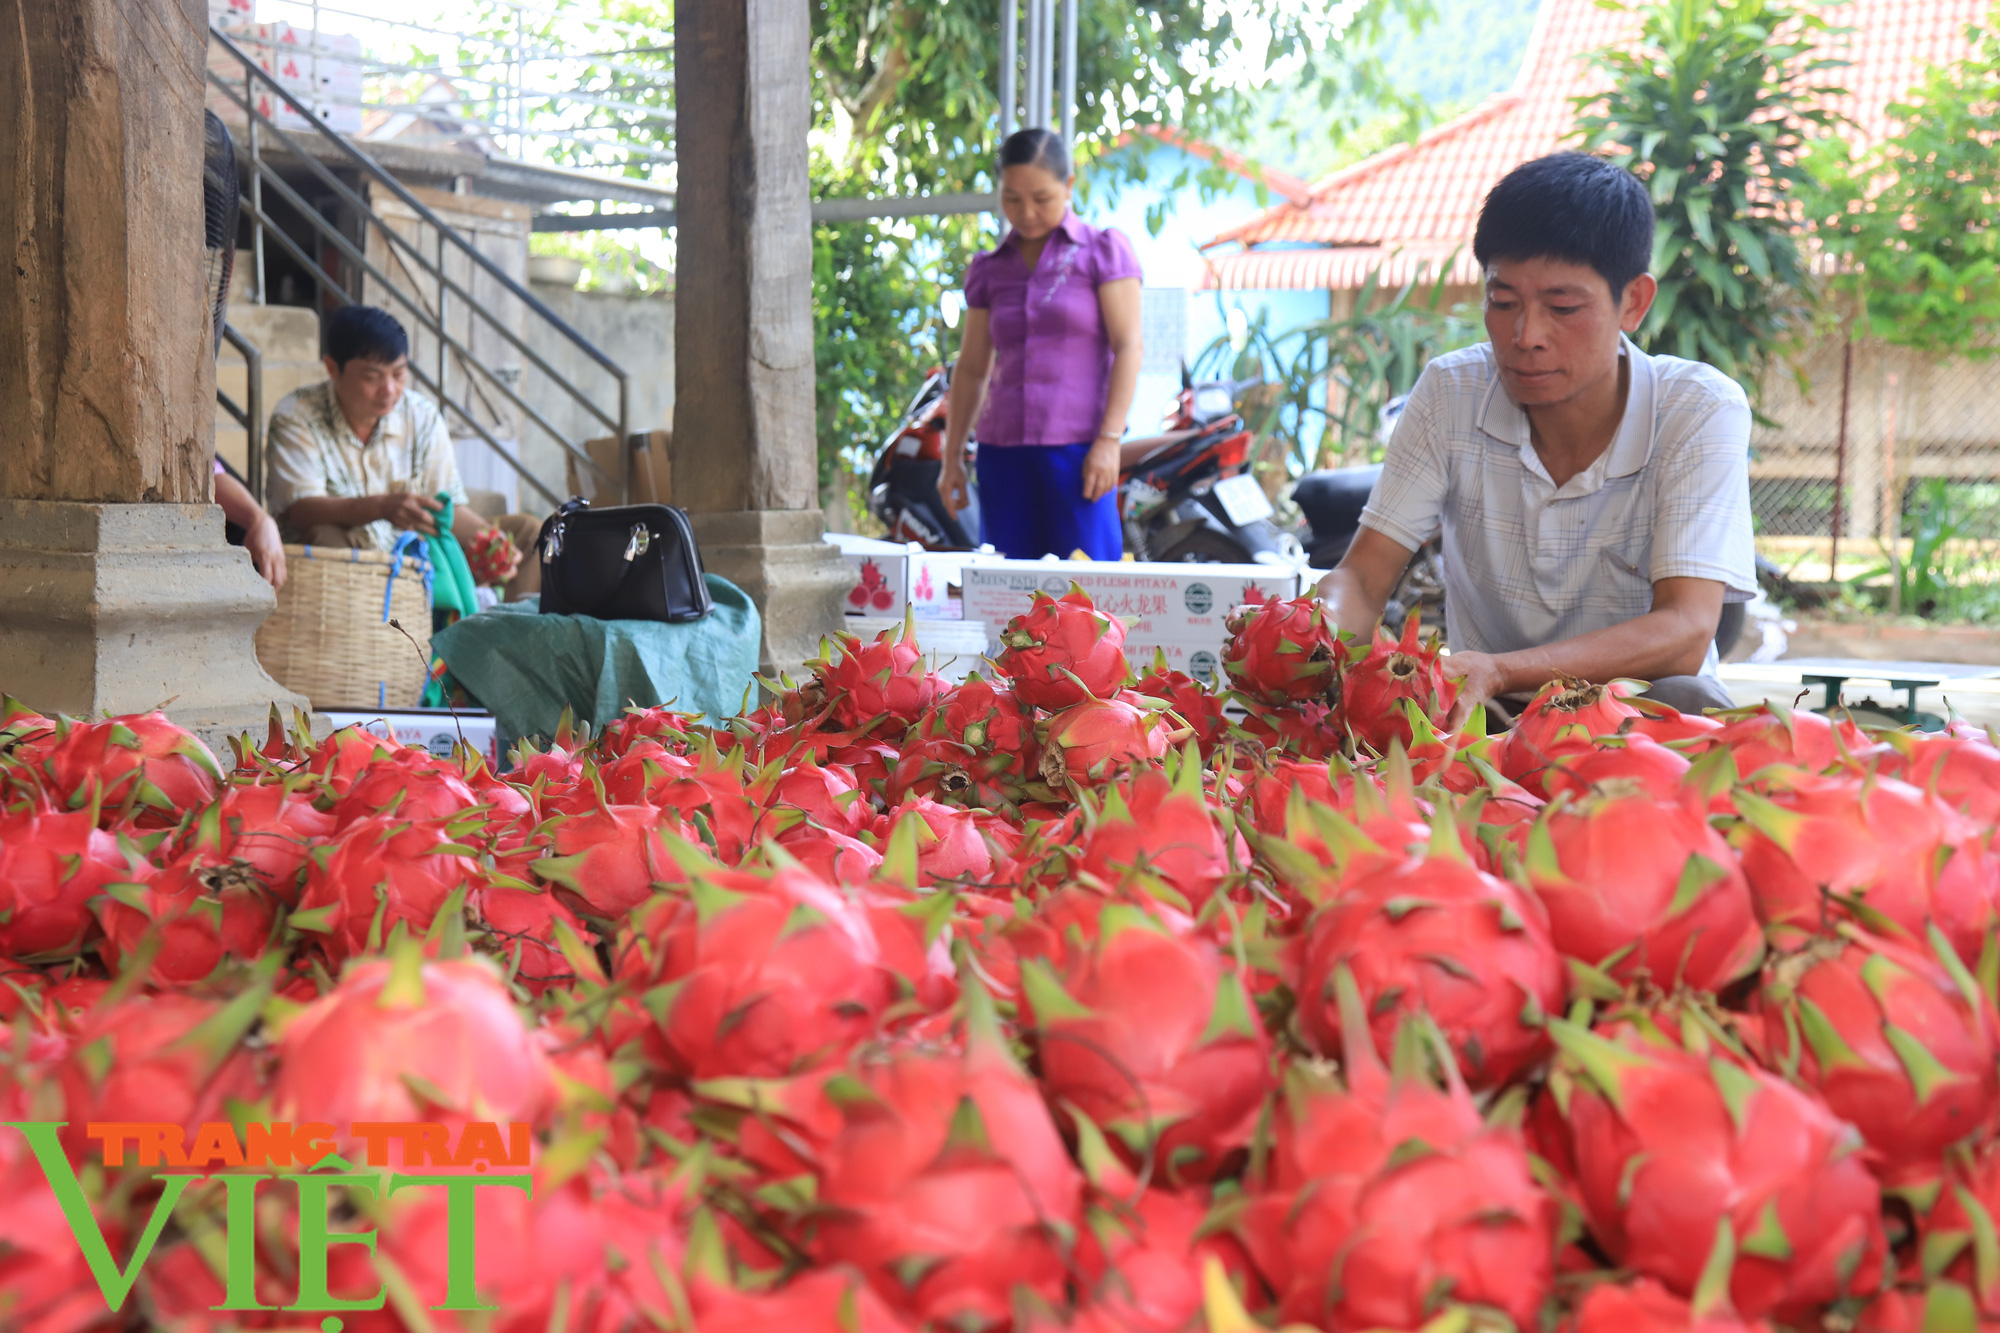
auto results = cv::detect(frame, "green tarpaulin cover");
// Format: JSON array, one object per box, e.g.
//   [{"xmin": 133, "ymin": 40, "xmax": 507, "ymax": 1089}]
[{"xmin": 430, "ymin": 575, "xmax": 760, "ymax": 755}]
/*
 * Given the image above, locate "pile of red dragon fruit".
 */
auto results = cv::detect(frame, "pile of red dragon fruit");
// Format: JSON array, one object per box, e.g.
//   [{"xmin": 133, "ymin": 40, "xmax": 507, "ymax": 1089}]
[{"xmin": 8, "ymin": 583, "xmax": 2000, "ymax": 1333}]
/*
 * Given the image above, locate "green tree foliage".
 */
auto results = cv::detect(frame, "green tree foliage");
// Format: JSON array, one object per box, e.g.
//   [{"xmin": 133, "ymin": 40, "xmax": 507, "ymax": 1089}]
[
  {"xmin": 446, "ymin": 0, "xmax": 1421, "ymax": 489},
  {"xmin": 806, "ymin": 0, "xmax": 1419, "ymax": 493},
  {"xmin": 1195, "ymin": 260, "xmax": 1483, "ymax": 474},
  {"xmin": 1801, "ymin": 13, "xmax": 2000, "ymax": 356},
  {"xmin": 1572, "ymin": 0, "xmax": 1847, "ymax": 392}
]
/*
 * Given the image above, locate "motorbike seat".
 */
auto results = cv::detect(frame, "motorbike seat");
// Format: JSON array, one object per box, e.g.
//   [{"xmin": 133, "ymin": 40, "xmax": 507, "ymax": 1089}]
[
  {"xmin": 1291, "ymin": 465, "xmax": 1384, "ymax": 541},
  {"xmin": 1118, "ymin": 429, "xmax": 1199, "ymax": 471}
]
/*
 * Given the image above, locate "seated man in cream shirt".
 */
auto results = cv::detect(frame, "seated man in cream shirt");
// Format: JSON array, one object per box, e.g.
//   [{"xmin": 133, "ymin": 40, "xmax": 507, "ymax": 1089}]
[
  {"xmin": 266, "ymin": 305, "xmax": 535, "ymax": 588},
  {"xmin": 1320, "ymin": 153, "xmax": 1755, "ymax": 726}
]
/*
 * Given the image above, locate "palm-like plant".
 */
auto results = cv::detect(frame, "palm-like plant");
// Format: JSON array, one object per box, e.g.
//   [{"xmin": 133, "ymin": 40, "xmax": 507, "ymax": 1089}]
[{"xmin": 1573, "ymin": 0, "xmax": 1848, "ymax": 393}]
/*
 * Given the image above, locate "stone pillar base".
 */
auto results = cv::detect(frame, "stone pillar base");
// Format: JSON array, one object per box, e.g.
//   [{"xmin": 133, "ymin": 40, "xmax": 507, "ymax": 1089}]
[
  {"xmin": 0, "ymin": 500, "xmax": 311, "ymax": 755},
  {"xmin": 689, "ymin": 508, "xmax": 848, "ymax": 675}
]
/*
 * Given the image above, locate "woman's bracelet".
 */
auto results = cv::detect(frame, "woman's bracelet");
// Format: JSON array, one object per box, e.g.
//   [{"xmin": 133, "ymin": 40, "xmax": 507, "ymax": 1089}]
[{"xmin": 1094, "ymin": 430, "xmax": 1120, "ymax": 443}]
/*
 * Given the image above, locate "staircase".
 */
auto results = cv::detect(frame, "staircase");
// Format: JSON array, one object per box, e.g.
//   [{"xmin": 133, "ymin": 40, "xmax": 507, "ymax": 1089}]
[{"xmin": 206, "ymin": 24, "xmax": 631, "ymax": 513}]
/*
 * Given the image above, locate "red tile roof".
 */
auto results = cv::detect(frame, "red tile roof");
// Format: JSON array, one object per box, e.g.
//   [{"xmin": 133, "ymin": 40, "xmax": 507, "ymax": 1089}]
[{"xmin": 1201, "ymin": 0, "xmax": 1987, "ymax": 290}]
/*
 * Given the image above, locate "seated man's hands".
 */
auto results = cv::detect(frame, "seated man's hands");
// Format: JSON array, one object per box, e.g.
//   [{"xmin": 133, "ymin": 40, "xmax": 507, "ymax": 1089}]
[
  {"xmin": 1441, "ymin": 650, "xmax": 1508, "ymax": 731},
  {"xmin": 378, "ymin": 492, "xmax": 445, "ymax": 535}
]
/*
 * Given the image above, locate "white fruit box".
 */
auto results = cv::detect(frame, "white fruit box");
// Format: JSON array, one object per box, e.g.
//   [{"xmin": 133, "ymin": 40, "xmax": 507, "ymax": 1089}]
[
  {"xmin": 823, "ymin": 533, "xmax": 1003, "ymax": 621},
  {"xmin": 322, "ymin": 710, "xmax": 501, "ymax": 771},
  {"xmin": 961, "ymin": 559, "xmax": 1303, "ymax": 661}
]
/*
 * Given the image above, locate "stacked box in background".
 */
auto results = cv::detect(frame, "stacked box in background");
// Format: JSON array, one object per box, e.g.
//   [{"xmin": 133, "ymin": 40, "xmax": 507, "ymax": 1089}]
[
  {"xmin": 823, "ymin": 533, "xmax": 1002, "ymax": 621},
  {"xmin": 210, "ymin": 20, "xmax": 364, "ymax": 134},
  {"xmin": 960, "ymin": 560, "xmax": 1304, "ymax": 685}
]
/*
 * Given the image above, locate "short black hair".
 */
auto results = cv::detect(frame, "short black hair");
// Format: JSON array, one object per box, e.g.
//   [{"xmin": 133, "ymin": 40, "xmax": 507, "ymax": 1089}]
[
  {"xmin": 999, "ymin": 128, "xmax": 1072, "ymax": 181},
  {"xmin": 323, "ymin": 304, "xmax": 410, "ymax": 370},
  {"xmin": 1473, "ymin": 152, "xmax": 1655, "ymax": 299}
]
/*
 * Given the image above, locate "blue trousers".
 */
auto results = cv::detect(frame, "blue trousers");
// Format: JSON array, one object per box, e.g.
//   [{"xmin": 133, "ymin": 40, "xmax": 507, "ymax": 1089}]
[{"xmin": 975, "ymin": 442, "xmax": 1123, "ymax": 561}]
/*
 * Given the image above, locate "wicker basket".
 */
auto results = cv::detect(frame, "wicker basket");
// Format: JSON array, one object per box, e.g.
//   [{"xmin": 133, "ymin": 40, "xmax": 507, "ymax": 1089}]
[{"xmin": 255, "ymin": 544, "xmax": 434, "ymax": 710}]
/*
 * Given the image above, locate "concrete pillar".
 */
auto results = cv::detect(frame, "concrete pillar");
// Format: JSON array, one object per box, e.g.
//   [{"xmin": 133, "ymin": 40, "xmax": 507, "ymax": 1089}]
[
  {"xmin": 672, "ymin": 0, "xmax": 847, "ymax": 673},
  {"xmin": 0, "ymin": 0, "xmax": 306, "ymax": 749}
]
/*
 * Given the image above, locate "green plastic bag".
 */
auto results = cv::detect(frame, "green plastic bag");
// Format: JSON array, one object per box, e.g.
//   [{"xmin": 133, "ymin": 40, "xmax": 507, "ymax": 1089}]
[{"xmin": 421, "ymin": 492, "xmax": 478, "ymax": 706}]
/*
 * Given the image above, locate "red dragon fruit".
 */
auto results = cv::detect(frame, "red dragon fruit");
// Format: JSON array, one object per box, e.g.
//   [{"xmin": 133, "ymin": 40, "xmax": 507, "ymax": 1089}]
[
  {"xmin": 272, "ymin": 946, "xmax": 553, "ymax": 1163},
  {"xmin": 995, "ymin": 585, "xmax": 1131, "ymax": 709},
  {"xmin": 1569, "ymin": 1277, "xmax": 1771, "ymax": 1333},
  {"xmin": 1068, "ymin": 757, "xmax": 1239, "ymax": 911},
  {"xmin": 889, "ymin": 676, "xmax": 1042, "ymax": 810},
  {"xmin": 1624, "ymin": 697, "xmax": 1730, "ymax": 747},
  {"xmin": 1338, "ymin": 614, "xmax": 1459, "ymax": 755},
  {"xmin": 331, "ymin": 747, "xmax": 479, "ymax": 828},
  {"xmin": 763, "ymin": 758, "xmax": 867, "ymax": 835},
  {"xmin": 1133, "ymin": 649, "xmax": 1230, "ymax": 753},
  {"xmin": 473, "ymin": 881, "xmax": 595, "ymax": 999},
  {"xmin": 290, "ymin": 815, "xmax": 483, "ymax": 966},
  {"xmin": 56, "ymin": 986, "xmax": 268, "ymax": 1157},
  {"xmin": 181, "ymin": 779, "xmax": 336, "ymax": 902},
  {"xmin": 94, "ymin": 853, "xmax": 279, "ymax": 991},
  {"xmin": 770, "ymin": 819, "xmax": 885, "ymax": 883},
  {"xmin": 1878, "ymin": 728, "xmax": 2000, "ymax": 826},
  {"xmin": 302, "ymin": 724, "xmax": 396, "ymax": 795},
  {"xmin": 1298, "ymin": 827, "xmax": 1567, "ymax": 1087},
  {"xmin": 528, "ymin": 800, "xmax": 693, "ymax": 920},
  {"xmin": 1499, "ymin": 677, "xmax": 1645, "ymax": 796},
  {"xmin": 605, "ymin": 864, "xmax": 904, "ymax": 1078},
  {"xmin": 804, "ymin": 979, "xmax": 1084, "ymax": 1328},
  {"xmin": 1232, "ymin": 697, "xmax": 1343, "ymax": 760},
  {"xmin": 599, "ymin": 703, "xmax": 694, "ymax": 759},
  {"xmin": 1525, "ymin": 766, "xmax": 1763, "ymax": 993},
  {"xmin": 1708, "ymin": 700, "xmax": 1868, "ymax": 776},
  {"xmin": 1238, "ymin": 975, "xmax": 1555, "ymax": 1330},
  {"xmin": 1019, "ymin": 900, "xmax": 1272, "ymax": 1184},
  {"xmin": 1755, "ymin": 925, "xmax": 2000, "ymax": 1189},
  {"xmin": 1038, "ymin": 693, "xmax": 1174, "ymax": 789},
  {"xmin": 874, "ymin": 796, "xmax": 1013, "ymax": 887},
  {"xmin": 1546, "ymin": 1016, "xmax": 1887, "ymax": 1321},
  {"xmin": 1918, "ymin": 1149, "xmax": 2000, "ymax": 1321},
  {"xmin": 815, "ymin": 616, "xmax": 947, "ymax": 730},
  {"xmin": 691, "ymin": 1267, "xmax": 916, "ymax": 1333},
  {"xmin": 1543, "ymin": 731, "xmax": 1697, "ymax": 804},
  {"xmin": 1734, "ymin": 770, "xmax": 1999, "ymax": 962},
  {"xmin": 37, "ymin": 712, "xmax": 223, "ymax": 825},
  {"xmin": 1221, "ymin": 594, "xmax": 1342, "ymax": 705},
  {"xmin": 0, "ymin": 808, "xmax": 147, "ymax": 961}
]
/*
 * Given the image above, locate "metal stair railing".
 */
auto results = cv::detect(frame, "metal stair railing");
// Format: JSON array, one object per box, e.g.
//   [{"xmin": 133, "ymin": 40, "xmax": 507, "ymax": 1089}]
[
  {"xmin": 207, "ymin": 25, "xmax": 629, "ymax": 511},
  {"xmin": 217, "ymin": 322, "xmax": 267, "ymax": 504}
]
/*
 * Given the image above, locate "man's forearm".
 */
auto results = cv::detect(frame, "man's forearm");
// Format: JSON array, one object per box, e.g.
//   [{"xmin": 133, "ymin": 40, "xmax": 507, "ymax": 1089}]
[
  {"xmin": 1318, "ymin": 566, "xmax": 1389, "ymax": 641},
  {"xmin": 1487, "ymin": 606, "xmax": 1716, "ymax": 695},
  {"xmin": 283, "ymin": 495, "xmax": 382, "ymax": 531}
]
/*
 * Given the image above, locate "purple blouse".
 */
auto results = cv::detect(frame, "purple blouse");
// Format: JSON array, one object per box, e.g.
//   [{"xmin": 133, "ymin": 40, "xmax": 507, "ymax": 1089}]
[{"xmin": 964, "ymin": 211, "xmax": 1140, "ymax": 447}]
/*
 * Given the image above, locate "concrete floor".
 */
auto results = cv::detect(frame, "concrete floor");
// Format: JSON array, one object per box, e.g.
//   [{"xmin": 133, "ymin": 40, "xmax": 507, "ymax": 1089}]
[{"xmin": 1716, "ymin": 662, "xmax": 2000, "ymax": 732}]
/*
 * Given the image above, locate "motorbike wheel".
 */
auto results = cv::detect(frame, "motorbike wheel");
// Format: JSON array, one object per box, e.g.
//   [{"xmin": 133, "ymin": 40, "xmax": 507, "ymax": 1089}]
[{"xmin": 1154, "ymin": 528, "xmax": 1254, "ymax": 564}]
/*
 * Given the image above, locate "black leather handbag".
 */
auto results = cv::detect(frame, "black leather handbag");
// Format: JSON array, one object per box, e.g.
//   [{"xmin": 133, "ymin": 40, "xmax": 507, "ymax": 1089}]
[{"xmin": 536, "ymin": 497, "xmax": 712, "ymax": 623}]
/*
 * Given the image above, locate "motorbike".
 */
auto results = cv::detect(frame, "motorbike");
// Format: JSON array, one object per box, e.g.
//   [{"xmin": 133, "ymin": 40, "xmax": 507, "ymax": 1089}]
[{"xmin": 865, "ymin": 364, "xmax": 1298, "ymax": 565}]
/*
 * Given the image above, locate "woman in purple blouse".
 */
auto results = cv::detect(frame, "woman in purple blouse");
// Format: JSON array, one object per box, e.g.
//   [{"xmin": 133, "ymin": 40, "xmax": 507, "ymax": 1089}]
[{"xmin": 940, "ymin": 129, "xmax": 1142, "ymax": 561}]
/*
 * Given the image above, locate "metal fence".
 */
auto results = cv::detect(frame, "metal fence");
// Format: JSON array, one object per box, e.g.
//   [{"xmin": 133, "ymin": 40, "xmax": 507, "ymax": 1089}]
[{"xmin": 1748, "ymin": 333, "xmax": 2000, "ymax": 602}]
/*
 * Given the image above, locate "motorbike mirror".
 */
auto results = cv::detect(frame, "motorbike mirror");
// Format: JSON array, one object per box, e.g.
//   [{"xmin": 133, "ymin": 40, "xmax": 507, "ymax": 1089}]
[
  {"xmin": 1180, "ymin": 359, "xmax": 1192, "ymax": 391},
  {"xmin": 940, "ymin": 290, "xmax": 964, "ymax": 329}
]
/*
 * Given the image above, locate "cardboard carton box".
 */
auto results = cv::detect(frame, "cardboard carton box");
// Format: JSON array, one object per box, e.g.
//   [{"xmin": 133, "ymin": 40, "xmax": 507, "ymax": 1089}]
[
  {"xmin": 822, "ymin": 534, "xmax": 1001, "ymax": 620},
  {"xmin": 961, "ymin": 559, "xmax": 1303, "ymax": 668}
]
